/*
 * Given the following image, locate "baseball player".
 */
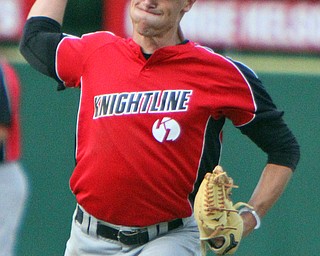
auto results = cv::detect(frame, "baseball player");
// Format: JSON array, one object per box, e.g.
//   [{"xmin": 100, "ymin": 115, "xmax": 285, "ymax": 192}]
[
  {"xmin": 19, "ymin": 0, "xmax": 300, "ymax": 255},
  {"xmin": 0, "ymin": 59, "xmax": 29, "ymax": 256}
]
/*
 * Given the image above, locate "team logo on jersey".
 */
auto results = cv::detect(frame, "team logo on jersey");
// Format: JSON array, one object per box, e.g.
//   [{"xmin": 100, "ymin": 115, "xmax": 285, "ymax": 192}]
[
  {"xmin": 93, "ymin": 89, "xmax": 192, "ymax": 118},
  {"xmin": 152, "ymin": 117, "xmax": 181, "ymax": 143}
]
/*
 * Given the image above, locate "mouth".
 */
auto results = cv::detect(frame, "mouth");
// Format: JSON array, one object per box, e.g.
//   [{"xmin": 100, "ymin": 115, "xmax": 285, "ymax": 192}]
[{"xmin": 137, "ymin": 6, "xmax": 162, "ymax": 16}]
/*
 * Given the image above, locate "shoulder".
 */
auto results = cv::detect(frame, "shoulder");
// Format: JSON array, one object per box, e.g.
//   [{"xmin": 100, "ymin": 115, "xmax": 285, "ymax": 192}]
[
  {"xmin": 81, "ymin": 31, "xmax": 120, "ymax": 42},
  {"xmin": 190, "ymin": 42, "xmax": 224, "ymax": 60},
  {"xmin": 60, "ymin": 31, "xmax": 121, "ymax": 47},
  {"xmin": 226, "ymin": 57, "xmax": 259, "ymax": 79},
  {"xmin": 60, "ymin": 31, "xmax": 125, "ymax": 54},
  {"xmin": 80, "ymin": 31, "xmax": 123, "ymax": 48},
  {"xmin": 190, "ymin": 43, "xmax": 249, "ymax": 71},
  {"xmin": 195, "ymin": 44, "xmax": 260, "ymax": 80}
]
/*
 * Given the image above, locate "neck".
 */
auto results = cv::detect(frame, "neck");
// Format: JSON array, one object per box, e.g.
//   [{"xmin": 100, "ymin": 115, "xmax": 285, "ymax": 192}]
[{"xmin": 132, "ymin": 29, "xmax": 184, "ymax": 54}]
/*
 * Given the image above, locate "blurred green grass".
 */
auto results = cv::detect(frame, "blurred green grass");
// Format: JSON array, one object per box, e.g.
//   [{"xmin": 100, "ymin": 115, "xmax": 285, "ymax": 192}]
[{"xmin": 226, "ymin": 51, "xmax": 320, "ymax": 75}]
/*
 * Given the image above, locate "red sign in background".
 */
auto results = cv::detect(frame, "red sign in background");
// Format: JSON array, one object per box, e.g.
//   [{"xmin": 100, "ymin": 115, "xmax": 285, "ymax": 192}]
[
  {"xmin": 103, "ymin": 0, "xmax": 320, "ymax": 53},
  {"xmin": 103, "ymin": 0, "xmax": 128, "ymax": 38},
  {"xmin": 3, "ymin": 0, "xmax": 320, "ymax": 53}
]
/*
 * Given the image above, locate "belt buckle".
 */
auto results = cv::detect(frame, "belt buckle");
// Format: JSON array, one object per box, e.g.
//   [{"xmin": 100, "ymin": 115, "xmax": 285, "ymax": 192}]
[
  {"xmin": 117, "ymin": 229, "xmax": 137, "ymax": 244},
  {"xmin": 117, "ymin": 229, "xmax": 147, "ymax": 245}
]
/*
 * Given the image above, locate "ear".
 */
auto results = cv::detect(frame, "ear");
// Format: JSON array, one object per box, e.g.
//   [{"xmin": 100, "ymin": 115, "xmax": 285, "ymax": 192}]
[{"xmin": 183, "ymin": 0, "xmax": 196, "ymax": 12}]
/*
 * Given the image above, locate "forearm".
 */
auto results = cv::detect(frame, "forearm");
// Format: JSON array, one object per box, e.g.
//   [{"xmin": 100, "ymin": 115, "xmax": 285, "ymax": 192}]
[
  {"xmin": 27, "ymin": 0, "xmax": 68, "ymax": 25},
  {"xmin": 242, "ymin": 163, "xmax": 293, "ymax": 236}
]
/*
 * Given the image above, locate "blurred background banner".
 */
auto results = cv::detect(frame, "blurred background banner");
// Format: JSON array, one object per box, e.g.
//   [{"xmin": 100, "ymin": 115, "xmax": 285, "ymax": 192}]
[
  {"xmin": 0, "ymin": 0, "xmax": 25, "ymax": 41},
  {"xmin": 4, "ymin": 0, "xmax": 320, "ymax": 53},
  {"xmin": 181, "ymin": 0, "xmax": 320, "ymax": 53},
  {"xmin": 105, "ymin": 0, "xmax": 320, "ymax": 53}
]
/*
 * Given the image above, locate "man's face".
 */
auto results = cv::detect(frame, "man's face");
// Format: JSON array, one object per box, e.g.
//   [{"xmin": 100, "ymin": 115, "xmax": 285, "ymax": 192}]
[{"xmin": 130, "ymin": 0, "xmax": 194, "ymax": 37}]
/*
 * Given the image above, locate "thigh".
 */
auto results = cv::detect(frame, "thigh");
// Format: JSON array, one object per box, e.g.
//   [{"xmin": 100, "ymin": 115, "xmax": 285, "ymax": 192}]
[
  {"xmin": 64, "ymin": 217, "xmax": 123, "ymax": 256},
  {"xmin": 64, "ymin": 208, "xmax": 200, "ymax": 256},
  {"xmin": 140, "ymin": 217, "xmax": 200, "ymax": 256}
]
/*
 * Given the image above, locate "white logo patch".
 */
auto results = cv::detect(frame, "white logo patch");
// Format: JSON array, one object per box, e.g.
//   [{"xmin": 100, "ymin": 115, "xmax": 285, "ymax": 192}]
[{"xmin": 152, "ymin": 117, "xmax": 181, "ymax": 143}]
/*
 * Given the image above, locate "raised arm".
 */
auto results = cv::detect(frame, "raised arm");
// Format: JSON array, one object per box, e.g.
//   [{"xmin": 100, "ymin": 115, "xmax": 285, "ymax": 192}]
[
  {"xmin": 20, "ymin": 0, "xmax": 70, "ymax": 87},
  {"xmin": 27, "ymin": 0, "xmax": 68, "ymax": 24}
]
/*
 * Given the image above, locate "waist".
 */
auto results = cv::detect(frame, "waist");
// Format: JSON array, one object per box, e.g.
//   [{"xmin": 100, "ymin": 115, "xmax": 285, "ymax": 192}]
[
  {"xmin": 71, "ymin": 172, "xmax": 194, "ymax": 225},
  {"xmin": 75, "ymin": 205, "xmax": 185, "ymax": 245}
]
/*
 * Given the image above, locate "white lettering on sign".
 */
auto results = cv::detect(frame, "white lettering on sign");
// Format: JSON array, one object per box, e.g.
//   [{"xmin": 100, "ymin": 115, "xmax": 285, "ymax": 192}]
[
  {"xmin": 181, "ymin": 2, "xmax": 236, "ymax": 46},
  {"xmin": 179, "ymin": 1, "xmax": 320, "ymax": 52}
]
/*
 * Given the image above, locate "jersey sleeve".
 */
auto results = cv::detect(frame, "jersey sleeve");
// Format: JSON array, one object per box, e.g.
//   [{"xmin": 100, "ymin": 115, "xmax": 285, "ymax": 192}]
[
  {"xmin": 230, "ymin": 60, "xmax": 300, "ymax": 170},
  {"xmin": 20, "ymin": 17, "xmax": 120, "ymax": 89},
  {"xmin": 56, "ymin": 31, "xmax": 119, "ymax": 88},
  {"xmin": 19, "ymin": 17, "xmax": 64, "ymax": 82},
  {"xmin": 55, "ymin": 36, "xmax": 84, "ymax": 87}
]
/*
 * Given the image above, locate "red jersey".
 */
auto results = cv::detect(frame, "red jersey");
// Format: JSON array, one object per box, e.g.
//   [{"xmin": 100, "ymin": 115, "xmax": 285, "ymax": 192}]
[
  {"xmin": 56, "ymin": 32, "xmax": 257, "ymax": 226},
  {"xmin": 0, "ymin": 61, "xmax": 21, "ymax": 162}
]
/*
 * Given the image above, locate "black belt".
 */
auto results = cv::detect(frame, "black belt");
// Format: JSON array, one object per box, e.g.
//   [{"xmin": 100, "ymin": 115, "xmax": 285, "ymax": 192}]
[{"xmin": 75, "ymin": 206, "xmax": 183, "ymax": 245}]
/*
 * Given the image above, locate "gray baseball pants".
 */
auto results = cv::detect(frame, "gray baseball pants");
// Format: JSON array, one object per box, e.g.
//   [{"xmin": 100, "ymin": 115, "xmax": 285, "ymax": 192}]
[
  {"xmin": 0, "ymin": 162, "xmax": 28, "ymax": 256},
  {"xmin": 64, "ymin": 205, "xmax": 201, "ymax": 256}
]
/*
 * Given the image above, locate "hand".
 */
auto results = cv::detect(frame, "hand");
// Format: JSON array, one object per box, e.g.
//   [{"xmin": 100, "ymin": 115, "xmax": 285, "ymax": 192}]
[
  {"xmin": 208, "ymin": 211, "xmax": 256, "ymax": 248},
  {"xmin": 240, "ymin": 211, "xmax": 257, "ymax": 237},
  {"xmin": 208, "ymin": 237, "xmax": 225, "ymax": 249}
]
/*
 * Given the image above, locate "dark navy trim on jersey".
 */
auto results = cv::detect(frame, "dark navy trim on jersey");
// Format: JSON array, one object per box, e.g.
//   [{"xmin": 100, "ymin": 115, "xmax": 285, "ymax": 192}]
[
  {"xmin": 0, "ymin": 144, "xmax": 4, "ymax": 162},
  {"xmin": 19, "ymin": 16, "xmax": 66, "ymax": 90},
  {"xmin": 0, "ymin": 66, "xmax": 11, "ymax": 126},
  {"xmin": 0, "ymin": 65, "xmax": 10, "ymax": 162},
  {"xmin": 190, "ymin": 116, "xmax": 225, "ymax": 203}
]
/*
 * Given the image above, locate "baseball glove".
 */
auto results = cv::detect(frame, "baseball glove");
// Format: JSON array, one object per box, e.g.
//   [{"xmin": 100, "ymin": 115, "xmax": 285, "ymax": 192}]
[{"xmin": 194, "ymin": 165, "xmax": 252, "ymax": 255}]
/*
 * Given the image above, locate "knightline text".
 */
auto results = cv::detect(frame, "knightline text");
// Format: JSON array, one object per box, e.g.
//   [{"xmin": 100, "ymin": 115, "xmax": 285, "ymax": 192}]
[{"xmin": 93, "ymin": 90, "xmax": 193, "ymax": 118}]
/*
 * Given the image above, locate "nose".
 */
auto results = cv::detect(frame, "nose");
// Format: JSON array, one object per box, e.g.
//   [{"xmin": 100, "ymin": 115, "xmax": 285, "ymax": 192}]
[{"xmin": 142, "ymin": 0, "xmax": 157, "ymax": 8}]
